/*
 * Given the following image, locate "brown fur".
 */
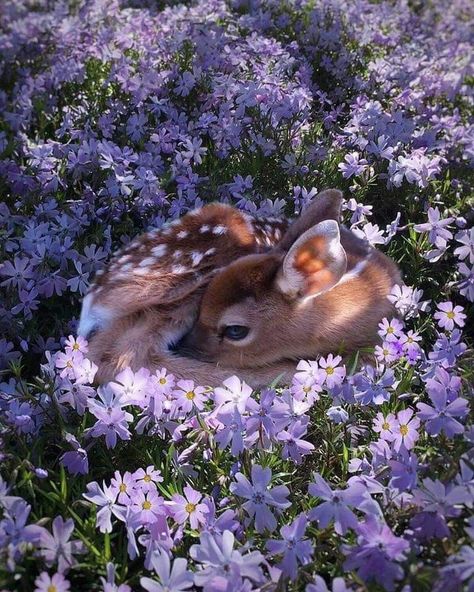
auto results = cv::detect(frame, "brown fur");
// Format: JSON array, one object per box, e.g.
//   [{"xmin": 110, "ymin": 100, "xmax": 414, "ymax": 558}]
[
  {"xmin": 82, "ymin": 190, "xmax": 401, "ymax": 387},
  {"xmin": 177, "ymin": 192, "xmax": 402, "ymax": 370}
]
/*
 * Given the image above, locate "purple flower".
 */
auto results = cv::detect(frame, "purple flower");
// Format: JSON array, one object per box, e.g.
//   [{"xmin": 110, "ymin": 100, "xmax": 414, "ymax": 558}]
[
  {"xmin": 166, "ymin": 486, "xmax": 209, "ymax": 530},
  {"xmin": 277, "ymin": 420, "xmax": 315, "ymax": 463},
  {"xmin": 60, "ymin": 434, "xmax": 89, "ymax": 475},
  {"xmin": 414, "ymin": 206, "xmax": 454, "ymax": 244},
  {"xmin": 434, "ymin": 301, "xmax": 466, "ymax": 331},
  {"xmin": 343, "ymin": 516, "xmax": 409, "ymax": 591},
  {"xmin": 38, "ymin": 516, "xmax": 85, "ymax": 573},
  {"xmin": 266, "ymin": 513, "xmax": 313, "ymax": 580},
  {"xmin": 190, "ymin": 530, "xmax": 264, "ymax": 590},
  {"xmin": 410, "ymin": 478, "xmax": 468, "ymax": 540},
  {"xmin": 428, "ymin": 329, "xmax": 467, "ymax": 368},
  {"xmin": 0, "ymin": 256, "xmax": 35, "ymax": 290},
  {"xmin": 230, "ymin": 465, "xmax": 291, "ymax": 533},
  {"xmin": 338, "ymin": 152, "xmax": 368, "ymax": 178},
  {"xmin": 308, "ymin": 473, "xmax": 369, "ymax": 534},
  {"xmin": 213, "ymin": 376, "xmax": 253, "ymax": 414},
  {"xmin": 34, "ymin": 572, "xmax": 70, "ymax": 592},
  {"xmin": 141, "ymin": 551, "xmax": 193, "ymax": 592},
  {"xmin": 306, "ymin": 576, "xmax": 350, "ymax": 592},
  {"xmin": 389, "ymin": 450, "xmax": 419, "ymax": 492},
  {"xmin": 352, "ymin": 365, "xmax": 396, "ymax": 406},
  {"xmin": 83, "ymin": 481, "xmax": 126, "ymax": 533},
  {"xmin": 214, "ymin": 407, "xmax": 246, "ymax": 456},
  {"xmin": 417, "ymin": 386, "xmax": 468, "ymax": 437}
]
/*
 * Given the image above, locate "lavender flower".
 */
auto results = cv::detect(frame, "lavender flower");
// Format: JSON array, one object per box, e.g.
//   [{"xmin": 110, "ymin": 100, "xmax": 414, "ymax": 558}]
[
  {"xmin": 38, "ymin": 516, "xmax": 85, "ymax": 573},
  {"xmin": 190, "ymin": 530, "xmax": 264, "ymax": 590},
  {"xmin": 343, "ymin": 516, "xmax": 409, "ymax": 590},
  {"xmin": 266, "ymin": 513, "xmax": 313, "ymax": 580},
  {"xmin": 166, "ymin": 486, "xmax": 209, "ymax": 530},
  {"xmin": 308, "ymin": 474, "xmax": 369, "ymax": 535},
  {"xmin": 34, "ymin": 572, "xmax": 70, "ymax": 592},
  {"xmin": 141, "ymin": 551, "xmax": 193, "ymax": 592},
  {"xmin": 230, "ymin": 465, "xmax": 290, "ymax": 533}
]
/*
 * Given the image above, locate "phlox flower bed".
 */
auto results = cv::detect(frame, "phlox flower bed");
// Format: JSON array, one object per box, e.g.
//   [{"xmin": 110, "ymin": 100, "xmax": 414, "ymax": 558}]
[{"xmin": 0, "ymin": 0, "xmax": 473, "ymax": 591}]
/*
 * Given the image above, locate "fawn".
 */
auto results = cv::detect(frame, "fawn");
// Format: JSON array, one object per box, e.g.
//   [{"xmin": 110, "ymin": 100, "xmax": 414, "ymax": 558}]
[{"xmin": 79, "ymin": 189, "xmax": 401, "ymax": 386}]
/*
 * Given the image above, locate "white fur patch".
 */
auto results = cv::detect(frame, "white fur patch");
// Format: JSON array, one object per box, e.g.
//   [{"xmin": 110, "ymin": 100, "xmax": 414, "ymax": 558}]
[
  {"xmin": 191, "ymin": 251, "xmax": 205, "ymax": 266},
  {"xmin": 212, "ymin": 225, "xmax": 227, "ymax": 235},
  {"xmin": 171, "ymin": 264, "xmax": 188, "ymax": 274},
  {"xmin": 337, "ymin": 255, "xmax": 370, "ymax": 285},
  {"xmin": 78, "ymin": 293, "xmax": 115, "ymax": 338},
  {"xmin": 177, "ymin": 230, "xmax": 189, "ymax": 239},
  {"xmin": 151, "ymin": 244, "xmax": 167, "ymax": 257},
  {"xmin": 139, "ymin": 257, "xmax": 156, "ymax": 267}
]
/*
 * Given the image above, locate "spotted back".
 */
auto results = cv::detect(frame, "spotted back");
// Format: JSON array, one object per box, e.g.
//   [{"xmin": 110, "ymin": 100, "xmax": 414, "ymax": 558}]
[{"xmin": 78, "ymin": 203, "xmax": 288, "ymax": 339}]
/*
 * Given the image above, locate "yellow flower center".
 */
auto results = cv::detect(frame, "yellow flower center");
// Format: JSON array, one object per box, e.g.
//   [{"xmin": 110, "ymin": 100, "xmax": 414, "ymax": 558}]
[
  {"xmin": 326, "ymin": 367, "xmax": 334, "ymax": 375},
  {"xmin": 66, "ymin": 360, "xmax": 73, "ymax": 368},
  {"xmin": 142, "ymin": 500, "xmax": 152, "ymax": 510},
  {"xmin": 303, "ymin": 385, "xmax": 311, "ymax": 393},
  {"xmin": 383, "ymin": 348, "xmax": 389, "ymax": 355},
  {"xmin": 72, "ymin": 343, "xmax": 80, "ymax": 350},
  {"xmin": 143, "ymin": 475, "xmax": 151, "ymax": 482},
  {"xmin": 185, "ymin": 503, "xmax": 196, "ymax": 514},
  {"xmin": 399, "ymin": 424, "xmax": 408, "ymax": 436},
  {"xmin": 186, "ymin": 391, "xmax": 195, "ymax": 400},
  {"xmin": 159, "ymin": 377, "xmax": 167, "ymax": 385},
  {"xmin": 407, "ymin": 337, "xmax": 413, "ymax": 343},
  {"xmin": 382, "ymin": 421, "xmax": 390, "ymax": 431},
  {"xmin": 119, "ymin": 483, "xmax": 127, "ymax": 493},
  {"xmin": 47, "ymin": 586, "xmax": 57, "ymax": 592},
  {"xmin": 387, "ymin": 326, "xmax": 394, "ymax": 333},
  {"xmin": 447, "ymin": 311, "xmax": 455, "ymax": 319}
]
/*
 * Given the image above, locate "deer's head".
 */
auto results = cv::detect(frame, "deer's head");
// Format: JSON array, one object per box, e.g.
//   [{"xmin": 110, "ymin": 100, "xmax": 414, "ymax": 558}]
[{"xmin": 175, "ymin": 189, "xmax": 400, "ymax": 367}]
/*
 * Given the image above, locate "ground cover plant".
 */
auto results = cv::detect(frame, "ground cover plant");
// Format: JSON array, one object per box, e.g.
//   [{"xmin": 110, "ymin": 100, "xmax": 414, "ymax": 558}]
[{"xmin": 0, "ymin": 0, "xmax": 473, "ymax": 590}]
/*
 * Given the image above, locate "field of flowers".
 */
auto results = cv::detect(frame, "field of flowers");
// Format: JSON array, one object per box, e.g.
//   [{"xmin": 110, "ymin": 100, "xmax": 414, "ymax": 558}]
[{"xmin": 1, "ymin": 0, "xmax": 473, "ymax": 590}]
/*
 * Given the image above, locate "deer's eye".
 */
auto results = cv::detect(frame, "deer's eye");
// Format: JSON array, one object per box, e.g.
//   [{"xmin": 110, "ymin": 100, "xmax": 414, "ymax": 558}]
[{"xmin": 223, "ymin": 325, "xmax": 249, "ymax": 341}]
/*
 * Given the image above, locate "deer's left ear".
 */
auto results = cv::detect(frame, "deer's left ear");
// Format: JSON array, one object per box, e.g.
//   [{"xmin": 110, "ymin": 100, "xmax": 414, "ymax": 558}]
[{"xmin": 276, "ymin": 219, "xmax": 347, "ymax": 300}]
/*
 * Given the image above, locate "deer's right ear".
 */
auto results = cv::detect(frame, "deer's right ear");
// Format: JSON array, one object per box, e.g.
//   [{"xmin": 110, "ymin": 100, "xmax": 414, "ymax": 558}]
[
  {"xmin": 276, "ymin": 219, "xmax": 347, "ymax": 301},
  {"xmin": 278, "ymin": 188, "xmax": 343, "ymax": 251}
]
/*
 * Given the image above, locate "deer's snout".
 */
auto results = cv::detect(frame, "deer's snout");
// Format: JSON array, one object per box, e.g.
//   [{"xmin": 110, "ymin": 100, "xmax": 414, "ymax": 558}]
[{"xmin": 171, "ymin": 325, "xmax": 217, "ymax": 362}]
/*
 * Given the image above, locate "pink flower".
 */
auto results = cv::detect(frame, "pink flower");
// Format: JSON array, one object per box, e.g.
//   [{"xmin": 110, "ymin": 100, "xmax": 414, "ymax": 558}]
[
  {"xmin": 318, "ymin": 354, "xmax": 346, "ymax": 389},
  {"xmin": 373, "ymin": 412, "xmax": 397, "ymax": 441},
  {"xmin": 391, "ymin": 409, "xmax": 420, "ymax": 451},
  {"xmin": 434, "ymin": 301, "xmax": 466, "ymax": 331},
  {"xmin": 173, "ymin": 379, "xmax": 208, "ymax": 413},
  {"xmin": 167, "ymin": 486, "xmax": 209, "ymax": 530},
  {"xmin": 34, "ymin": 572, "xmax": 70, "ymax": 592}
]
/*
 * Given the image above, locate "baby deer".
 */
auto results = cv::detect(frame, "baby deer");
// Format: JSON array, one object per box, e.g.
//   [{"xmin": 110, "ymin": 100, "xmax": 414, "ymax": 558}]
[
  {"xmin": 79, "ymin": 189, "xmax": 401, "ymax": 387},
  {"xmin": 78, "ymin": 202, "xmax": 294, "ymax": 385},
  {"xmin": 176, "ymin": 190, "xmax": 401, "ymax": 369}
]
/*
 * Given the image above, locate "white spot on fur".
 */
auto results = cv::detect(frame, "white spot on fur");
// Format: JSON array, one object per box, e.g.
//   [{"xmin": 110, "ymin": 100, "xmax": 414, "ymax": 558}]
[
  {"xmin": 133, "ymin": 267, "xmax": 151, "ymax": 275},
  {"xmin": 205, "ymin": 248, "xmax": 216, "ymax": 256},
  {"xmin": 191, "ymin": 251, "xmax": 205, "ymax": 266},
  {"xmin": 172, "ymin": 249, "xmax": 182, "ymax": 259},
  {"xmin": 177, "ymin": 230, "xmax": 189, "ymax": 239},
  {"xmin": 118, "ymin": 255, "xmax": 131, "ymax": 264},
  {"xmin": 199, "ymin": 224, "xmax": 210, "ymax": 233},
  {"xmin": 139, "ymin": 257, "xmax": 156, "ymax": 267},
  {"xmin": 151, "ymin": 244, "xmax": 167, "ymax": 257},
  {"xmin": 212, "ymin": 225, "xmax": 227, "ymax": 235},
  {"xmin": 171, "ymin": 264, "xmax": 188, "ymax": 274}
]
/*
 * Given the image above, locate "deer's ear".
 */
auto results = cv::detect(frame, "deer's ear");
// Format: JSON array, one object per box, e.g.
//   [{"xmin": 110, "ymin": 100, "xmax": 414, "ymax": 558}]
[
  {"xmin": 276, "ymin": 219, "xmax": 347, "ymax": 300},
  {"xmin": 278, "ymin": 188, "xmax": 343, "ymax": 251}
]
